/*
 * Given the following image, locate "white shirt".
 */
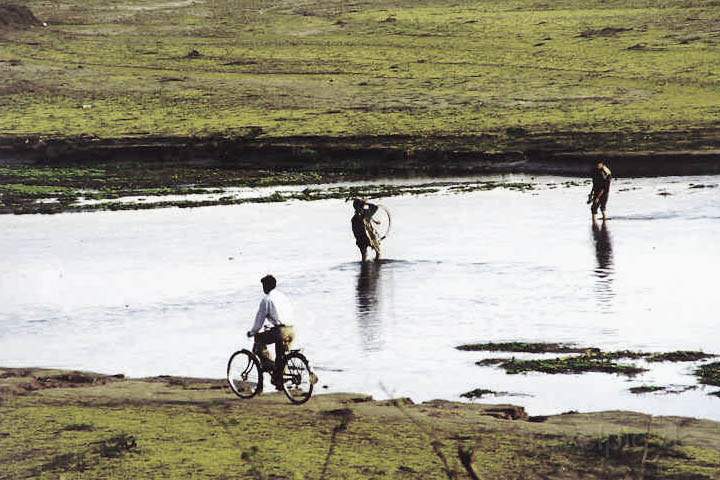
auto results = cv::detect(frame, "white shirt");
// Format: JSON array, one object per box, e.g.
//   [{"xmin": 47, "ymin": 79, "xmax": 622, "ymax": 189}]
[{"xmin": 249, "ymin": 290, "xmax": 293, "ymax": 335}]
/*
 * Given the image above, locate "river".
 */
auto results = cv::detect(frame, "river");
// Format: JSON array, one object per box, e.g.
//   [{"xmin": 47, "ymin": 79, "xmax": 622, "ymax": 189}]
[{"xmin": 1, "ymin": 174, "xmax": 719, "ymax": 419}]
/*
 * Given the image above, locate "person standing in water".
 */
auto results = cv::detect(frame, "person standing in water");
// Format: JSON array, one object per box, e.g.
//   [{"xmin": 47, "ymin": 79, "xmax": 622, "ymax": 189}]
[
  {"xmin": 588, "ymin": 160, "xmax": 612, "ymax": 220},
  {"xmin": 351, "ymin": 198, "xmax": 381, "ymax": 262}
]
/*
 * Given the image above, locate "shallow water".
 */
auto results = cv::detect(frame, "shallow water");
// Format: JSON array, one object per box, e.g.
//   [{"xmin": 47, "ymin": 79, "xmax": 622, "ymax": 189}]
[{"xmin": 2, "ymin": 174, "xmax": 719, "ymax": 419}]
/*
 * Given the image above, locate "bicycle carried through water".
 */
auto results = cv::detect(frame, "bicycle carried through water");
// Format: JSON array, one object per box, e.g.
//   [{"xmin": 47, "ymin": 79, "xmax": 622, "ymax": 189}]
[{"xmin": 226, "ymin": 335, "xmax": 315, "ymax": 404}]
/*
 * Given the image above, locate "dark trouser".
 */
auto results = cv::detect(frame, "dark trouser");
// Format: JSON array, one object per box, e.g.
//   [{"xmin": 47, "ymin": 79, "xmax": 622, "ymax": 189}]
[
  {"xmin": 252, "ymin": 326, "xmax": 294, "ymax": 384},
  {"xmin": 591, "ymin": 189, "xmax": 609, "ymax": 215},
  {"xmin": 356, "ymin": 239, "xmax": 369, "ymax": 261}
]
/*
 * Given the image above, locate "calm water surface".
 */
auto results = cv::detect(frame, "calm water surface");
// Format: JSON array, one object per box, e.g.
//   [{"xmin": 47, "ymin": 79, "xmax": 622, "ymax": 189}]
[{"xmin": 1, "ymin": 174, "xmax": 719, "ymax": 419}]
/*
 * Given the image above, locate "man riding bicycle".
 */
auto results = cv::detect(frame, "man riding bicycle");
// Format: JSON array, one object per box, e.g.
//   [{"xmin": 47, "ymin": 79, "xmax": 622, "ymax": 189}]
[{"xmin": 246, "ymin": 274, "xmax": 295, "ymax": 389}]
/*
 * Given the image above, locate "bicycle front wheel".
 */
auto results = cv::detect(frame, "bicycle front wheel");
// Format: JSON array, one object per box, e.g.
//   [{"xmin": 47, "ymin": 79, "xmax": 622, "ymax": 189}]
[
  {"xmin": 280, "ymin": 352, "xmax": 314, "ymax": 404},
  {"xmin": 227, "ymin": 349, "xmax": 262, "ymax": 399}
]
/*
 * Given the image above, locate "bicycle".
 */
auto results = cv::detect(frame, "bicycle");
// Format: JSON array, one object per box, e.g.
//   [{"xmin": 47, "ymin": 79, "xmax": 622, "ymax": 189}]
[{"xmin": 226, "ymin": 339, "xmax": 315, "ymax": 404}]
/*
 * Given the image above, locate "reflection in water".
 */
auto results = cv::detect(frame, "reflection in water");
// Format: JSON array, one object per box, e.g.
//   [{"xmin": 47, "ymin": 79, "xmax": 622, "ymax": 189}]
[
  {"xmin": 355, "ymin": 262, "xmax": 383, "ymax": 352},
  {"xmin": 591, "ymin": 219, "xmax": 615, "ymax": 308}
]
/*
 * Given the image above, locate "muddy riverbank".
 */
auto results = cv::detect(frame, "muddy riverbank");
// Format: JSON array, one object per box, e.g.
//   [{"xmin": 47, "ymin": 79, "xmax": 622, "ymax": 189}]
[
  {"xmin": 3, "ymin": 133, "xmax": 720, "ymax": 214},
  {"xmin": 2, "ymin": 367, "xmax": 720, "ymax": 479},
  {"xmin": 3, "ymin": 132, "xmax": 720, "ymax": 176}
]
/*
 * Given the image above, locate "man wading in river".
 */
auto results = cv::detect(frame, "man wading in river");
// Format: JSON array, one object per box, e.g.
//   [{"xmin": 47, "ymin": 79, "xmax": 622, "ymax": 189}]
[
  {"xmin": 588, "ymin": 160, "xmax": 612, "ymax": 220},
  {"xmin": 351, "ymin": 198, "xmax": 381, "ymax": 262},
  {"xmin": 246, "ymin": 275, "xmax": 295, "ymax": 389}
]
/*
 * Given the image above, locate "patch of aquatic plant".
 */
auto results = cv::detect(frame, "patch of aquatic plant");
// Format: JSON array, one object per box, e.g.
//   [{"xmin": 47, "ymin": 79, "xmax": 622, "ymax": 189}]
[
  {"xmin": 250, "ymin": 171, "xmax": 323, "ymax": 187},
  {"xmin": 460, "ymin": 388, "xmax": 498, "ymax": 399},
  {"xmin": 0, "ymin": 183, "xmax": 78, "ymax": 198},
  {"xmin": 460, "ymin": 343, "xmax": 717, "ymax": 364},
  {"xmin": 646, "ymin": 351, "xmax": 717, "ymax": 363},
  {"xmin": 695, "ymin": 362, "xmax": 720, "ymax": 387},
  {"xmin": 468, "ymin": 345, "xmax": 720, "ymax": 379},
  {"xmin": 615, "ymin": 384, "xmax": 701, "ymax": 395},
  {"xmin": 629, "ymin": 385, "xmax": 665, "ymax": 395},
  {"xmin": 2, "ymin": 174, "xmax": 475, "ymax": 214},
  {"xmin": 334, "ymin": 184, "xmax": 441, "ymax": 200},
  {"xmin": 460, "ymin": 388, "xmax": 529, "ymax": 399},
  {"xmin": 457, "ymin": 342, "xmax": 591, "ymax": 354},
  {"xmin": 0, "ymin": 166, "xmax": 106, "ymax": 181},
  {"xmin": 0, "ymin": 162, "xmax": 343, "ymax": 214},
  {"xmin": 599, "ymin": 350, "xmax": 652, "ymax": 360},
  {"xmin": 480, "ymin": 354, "xmax": 647, "ymax": 377},
  {"xmin": 501, "ymin": 182, "xmax": 535, "ymax": 192},
  {"xmin": 578, "ymin": 350, "xmax": 715, "ymax": 362},
  {"xmin": 474, "ymin": 358, "xmax": 508, "ymax": 367},
  {"xmin": 561, "ymin": 180, "xmax": 588, "ymax": 188},
  {"xmin": 448, "ymin": 181, "xmax": 535, "ymax": 193}
]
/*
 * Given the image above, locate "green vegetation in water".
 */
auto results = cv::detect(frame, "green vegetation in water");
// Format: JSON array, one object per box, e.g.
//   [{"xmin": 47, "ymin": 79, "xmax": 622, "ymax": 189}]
[
  {"xmin": 460, "ymin": 388, "xmax": 499, "ymax": 399},
  {"xmin": 462, "ymin": 344, "xmax": 720, "ymax": 392},
  {"xmin": 475, "ymin": 358, "xmax": 508, "ymax": 367},
  {"xmin": 601, "ymin": 350, "xmax": 653, "ymax": 360},
  {"xmin": 627, "ymin": 385, "xmax": 698, "ymax": 395},
  {"xmin": 628, "ymin": 385, "xmax": 666, "ymax": 395},
  {"xmin": 695, "ymin": 362, "xmax": 720, "ymax": 387},
  {"xmin": 0, "ymin": 165, "xmax": 545, "ymax": 214},
  {"xmin": 646, "ymin": 351, "xmax": 717, "ymax": 363},
  {"xmin": 460, "ymin": 388, "xmax": 530, "ymax": 399},
  {"xmin": 598, "ymin": 350, "xmax": 715, "ymax": 362},
  {"xmin": 478, "ymin": 354, "xmax": 648, "ymax": 377},
  {"xmin": 463, "ymin": 343, "xmax": 719, "ymax": 379},
  {"xmin": 0, "ymin": 183, "xmax": 77, "ymax": 198},
  {"xmin": 460, "ymin": 342, "xmax": 716, "ymax": 362},
  {"xmin": 456, "ymin": 342, "xmax": 592, "ymax": 354},
  {"xmin": 0, "ymin": 163, "xmax": 336, "ymax": 214},
  {"xmin": 449, "ymin": 181, "xmax": 535, "ymax": 193}
]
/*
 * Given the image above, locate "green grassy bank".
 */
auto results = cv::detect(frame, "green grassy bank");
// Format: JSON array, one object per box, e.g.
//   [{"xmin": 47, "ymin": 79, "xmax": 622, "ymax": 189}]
[
  {"xmin": 2, "ymin": 367, "xmax": 720, "ymax": 479},
  {"xmin": 1, "ymin": 0, "xmax": 719, "ymax": 146}
]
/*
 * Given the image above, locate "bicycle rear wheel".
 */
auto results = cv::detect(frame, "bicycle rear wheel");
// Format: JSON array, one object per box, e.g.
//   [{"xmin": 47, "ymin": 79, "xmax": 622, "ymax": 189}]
[
  {"xmin": 227, "ymin": 349, "xmax": 262, "ymax": 399},
  {"xmin": 280, "ymin": 352, "xmax": 314, "ymax": 404}
]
